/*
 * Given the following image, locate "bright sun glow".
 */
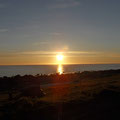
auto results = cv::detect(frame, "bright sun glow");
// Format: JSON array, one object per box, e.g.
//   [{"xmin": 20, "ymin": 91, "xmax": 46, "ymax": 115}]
[{"xmin": 56, "ymin": 54, "xmax": 64, "ymax": 61}]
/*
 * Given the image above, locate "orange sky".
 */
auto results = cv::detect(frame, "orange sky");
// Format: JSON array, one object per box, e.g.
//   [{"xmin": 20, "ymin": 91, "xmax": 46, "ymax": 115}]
[{"xmin": 0, "ymin": 51, "xmax": 120, "ymax": 65}]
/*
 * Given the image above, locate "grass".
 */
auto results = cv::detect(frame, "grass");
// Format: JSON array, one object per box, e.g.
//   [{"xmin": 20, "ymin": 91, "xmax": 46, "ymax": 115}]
[{"xmin": 0, "ymin": 69, "xmax": 120, "ymax": 120}]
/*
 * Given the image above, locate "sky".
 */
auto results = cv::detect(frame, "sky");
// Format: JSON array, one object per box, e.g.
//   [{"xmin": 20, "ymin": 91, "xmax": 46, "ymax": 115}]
[{"xmin": 0, "ymin": 0, "xmax": 120, "ymax": 65}]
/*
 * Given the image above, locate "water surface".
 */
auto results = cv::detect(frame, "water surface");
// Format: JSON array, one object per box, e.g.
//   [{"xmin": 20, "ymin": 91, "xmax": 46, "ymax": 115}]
[{"xmin": 0, "ymin": 64, "xmax": 120, "ymax": 77}]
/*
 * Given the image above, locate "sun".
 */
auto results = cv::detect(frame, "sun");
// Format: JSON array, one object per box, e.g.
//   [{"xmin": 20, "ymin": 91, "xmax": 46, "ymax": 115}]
[{"xmin": 56, "ymin": 54, "xmax": 64, "ymax": 61}]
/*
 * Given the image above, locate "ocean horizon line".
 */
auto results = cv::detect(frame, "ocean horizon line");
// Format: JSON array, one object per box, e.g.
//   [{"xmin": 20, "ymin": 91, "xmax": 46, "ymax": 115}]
[{"xmin": 0, "ymin": 63, "xmax": 120, "ymax": 66}]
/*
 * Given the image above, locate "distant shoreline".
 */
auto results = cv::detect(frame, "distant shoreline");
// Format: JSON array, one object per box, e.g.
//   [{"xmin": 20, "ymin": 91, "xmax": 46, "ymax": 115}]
[{"xmin": 0, "ymin": 68, "xmax": 120, "ymax": 78}]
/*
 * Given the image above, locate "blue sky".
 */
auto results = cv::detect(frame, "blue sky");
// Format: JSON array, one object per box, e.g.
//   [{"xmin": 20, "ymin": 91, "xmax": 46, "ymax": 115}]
[{"xmin": 0, "ymin": 0, "xmax": 120, "ymax": 64}]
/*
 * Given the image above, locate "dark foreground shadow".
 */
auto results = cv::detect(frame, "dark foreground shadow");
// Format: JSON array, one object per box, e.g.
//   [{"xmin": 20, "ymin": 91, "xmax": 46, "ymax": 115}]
[
  {"xmin": 0, "ymin": 69, "xmax": 120, "ymax": 120},
  {"xmin": 1, "ymin": 88, "xmax": 120, "ymax": 120}
]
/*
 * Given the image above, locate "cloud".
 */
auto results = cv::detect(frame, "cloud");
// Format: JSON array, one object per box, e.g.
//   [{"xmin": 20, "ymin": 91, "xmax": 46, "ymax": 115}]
[
  {"xmin": 50, "ymin": 0, "xmax": 80, "ymax": 9},
  {"xmin": 2, "ymin": 50, "xmax": 120, "ymax": 58},
  {"xmin": 19, "ymin": 50, "xmax": 101, "ymax": 57},
  {"xmin": 0, "ymin": 29, "xmax": 8, "ymax": 33}
]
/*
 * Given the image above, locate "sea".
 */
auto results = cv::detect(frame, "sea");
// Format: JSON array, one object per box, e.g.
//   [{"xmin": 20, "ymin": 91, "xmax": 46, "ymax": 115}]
[{"xmin": 0, "ymin": 64, "xmax": 120, "ymax": 77}]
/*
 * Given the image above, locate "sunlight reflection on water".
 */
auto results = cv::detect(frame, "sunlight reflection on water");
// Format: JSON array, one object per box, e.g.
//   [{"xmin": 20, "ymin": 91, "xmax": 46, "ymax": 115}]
[{"xmin": 57, "ymin": 64, "xmax": 63, "ymax": 74}]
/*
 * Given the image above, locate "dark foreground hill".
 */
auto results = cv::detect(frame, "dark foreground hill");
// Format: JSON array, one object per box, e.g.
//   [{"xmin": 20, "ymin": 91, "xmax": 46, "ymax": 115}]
[{"xmin": 0, "ymin": 69, "xmax": 120, "ymax": 120}]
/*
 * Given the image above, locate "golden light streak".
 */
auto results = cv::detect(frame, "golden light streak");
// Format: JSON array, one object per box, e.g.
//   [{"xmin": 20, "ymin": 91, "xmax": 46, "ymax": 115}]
[{"xmin": 57, "ymin": 64, "xmax": 63, "ymax": 74}]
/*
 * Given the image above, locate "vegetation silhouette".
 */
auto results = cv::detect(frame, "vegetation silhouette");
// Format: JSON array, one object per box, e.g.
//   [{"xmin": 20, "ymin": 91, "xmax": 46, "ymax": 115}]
[{"xmin": 0, "ymin": 69, "xmax": 120, "ymax": 120}]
